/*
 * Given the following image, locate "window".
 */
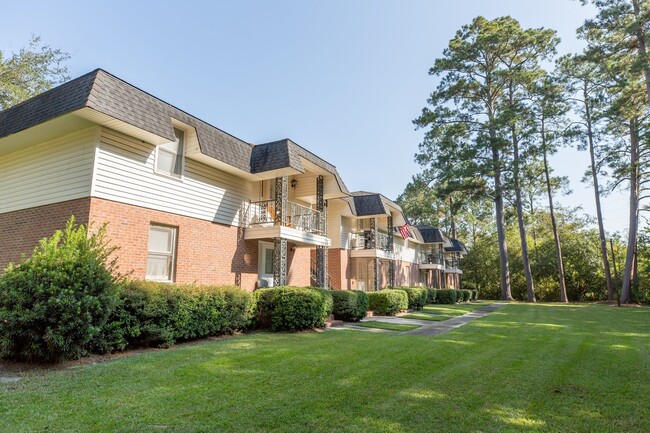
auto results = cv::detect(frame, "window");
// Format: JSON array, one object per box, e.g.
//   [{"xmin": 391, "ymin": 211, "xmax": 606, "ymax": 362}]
[
  {"xmin": 146, "ymin": 225, "xmax": 177, "ymax": 281},
  {"xmin": 155, "ymin": 128, "xmax": 185, "ymax": 177}
]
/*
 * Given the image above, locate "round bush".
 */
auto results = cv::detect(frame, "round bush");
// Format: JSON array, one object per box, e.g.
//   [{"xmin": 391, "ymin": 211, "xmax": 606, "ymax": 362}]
[
  {"xmin": 0, "ymin": 218, "xmax": 120, "ymax": 362},
  {"xmin": 426, "ymin": 288, "xmax": 437, "ymax": 304},
  {"xmin": 462, "ymin": 289, "xmax": 472, "ymax": 302},
  {"xmin": 455, "ymin": 289, "xmax": 465, "ymax": 302},
  {"xmin": 471, "ymin": 290, "xmax": 478, "ymax": 301},
  {"xmin": 254, "ymin": 286, "xmax": 333, "ymax": 331},
  {"xmin": 436, "ymin": 289, "xmax": 458, "ymax": 304},
  {"xmin": 393, "ymin": 287, "xmax": 427, "ymax": 310},
  {"xmin": 367, "ymin": 290, "xmax": 408, "ymax": 315},
  {"xmin": 331, "ymin": 290, "xmax": 368, "ymax": 321}
]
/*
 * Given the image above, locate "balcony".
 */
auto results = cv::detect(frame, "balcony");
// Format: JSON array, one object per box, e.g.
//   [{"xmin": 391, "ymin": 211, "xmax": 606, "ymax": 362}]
[
  {"xmin": 350, "ymin": 231, "xmax": 393, "ymax": 259},
  {"xmin": 244, "ymin": 199, "xmax": 330, "ymax": 247},
  {"xmin": 444, "ymin": 258, "xmax": 462, "ymax": 274},
  {"xmin": 419, "ymin": 252, "xmax": 445, "ymax": 270}
]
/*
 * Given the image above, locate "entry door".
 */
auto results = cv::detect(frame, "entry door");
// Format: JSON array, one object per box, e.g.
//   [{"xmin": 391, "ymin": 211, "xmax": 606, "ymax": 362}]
[
  {"xmin": 356, "ymin": 260, "xmax": 366, "ymax": 291},
  {"xmin": 258, "ymin": 241, "xmax": 274, "ymax": 288}
]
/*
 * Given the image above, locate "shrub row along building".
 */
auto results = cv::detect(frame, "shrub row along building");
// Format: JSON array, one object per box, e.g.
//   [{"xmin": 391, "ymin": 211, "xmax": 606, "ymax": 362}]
[{"xmin": 0, "ymin": 69, "xmax": 466, "ymax": 291}]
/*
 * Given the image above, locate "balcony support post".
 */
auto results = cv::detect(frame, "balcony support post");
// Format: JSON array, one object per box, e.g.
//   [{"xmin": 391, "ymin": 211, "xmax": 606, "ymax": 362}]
[
  {"xmin": 274, "ymin": 176, "xmax": 288, "ymax": 226},
  {"xmin": 387, "ymin": 215, "xmax": 395, "ymax": 287},
  {"xmin": 373, "ymin": 257, "xmax": 380, "ymax": 291},
  {"xmin": 316, "ymin": 175, "xmax": 328, "ymax": 288},
  {"xmin": 273, "ymin": 237, "xmax": 288, "ymax": 287}
]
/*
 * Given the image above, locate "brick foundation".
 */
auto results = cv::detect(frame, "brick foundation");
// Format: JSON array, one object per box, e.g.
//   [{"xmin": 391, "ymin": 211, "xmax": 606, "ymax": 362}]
[{"xmin": 0, "ymin": 198, "xmax": 91, "ymax": 271}]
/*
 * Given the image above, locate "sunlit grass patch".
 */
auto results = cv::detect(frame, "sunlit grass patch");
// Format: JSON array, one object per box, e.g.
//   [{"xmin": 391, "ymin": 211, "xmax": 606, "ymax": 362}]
[{"xmin": 352, "ymin": 321, "xmax": 421, "ymax": 332}]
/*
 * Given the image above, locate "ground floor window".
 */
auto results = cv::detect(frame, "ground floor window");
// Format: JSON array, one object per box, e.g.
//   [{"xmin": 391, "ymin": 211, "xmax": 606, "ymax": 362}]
[{"xmin": 147, "ymin": 224, "xmax": 177, "ymax": 282}]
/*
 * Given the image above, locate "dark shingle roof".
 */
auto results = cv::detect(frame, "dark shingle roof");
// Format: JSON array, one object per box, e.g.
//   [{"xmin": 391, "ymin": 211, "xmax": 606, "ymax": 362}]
[
  {"xmin": 445, "ymin": 238, "xmax": 468, "ymax": 254},
  {"xmin": 253, "ymin": 139, "xmax": 349, "ymax": 194},
  {"xmin": 0, "ymin": 69, "xmax": 347, "ymax": 183},
  {"xmin": 351, "ymin": 193, "xmax": 387, "ymax": 216},
  {"xmin": 0, "ymin": 69, "xmax": 97, "ymax": 138},
  {"xmin": 414, "ymin": 225, "xmax": 447, "ymax": 244}
]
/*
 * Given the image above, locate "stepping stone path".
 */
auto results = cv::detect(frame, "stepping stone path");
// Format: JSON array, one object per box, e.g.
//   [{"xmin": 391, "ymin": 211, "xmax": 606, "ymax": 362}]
[{"xmin": 334, "ymin": 302, "xmax": 508, "ymax": 336}]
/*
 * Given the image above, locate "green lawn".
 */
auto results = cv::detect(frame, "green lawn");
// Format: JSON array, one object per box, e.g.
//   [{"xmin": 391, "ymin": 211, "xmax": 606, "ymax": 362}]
[
  {"xmin": 401, "ymin": 312, "xmax": 451, "ymax": 321},
  {"xmin": 422, "ymin": 301, "xmax": 494, "ymax": 316},
  {"xmin": 352, "ymin": 321, "xmax": 421, "ymax": 332},
  {"xmin": 2, "ymin": 303, "xmax": 649, "ymax": 432}
]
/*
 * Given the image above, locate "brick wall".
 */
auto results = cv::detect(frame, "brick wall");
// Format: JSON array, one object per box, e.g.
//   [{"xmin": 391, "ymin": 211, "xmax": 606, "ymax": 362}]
[
  {"xmin": 0, "ymin": 198, "xmax": 91, "ymax": 271},
  {"xmin": 88, "ymin": 198, "xmax": 312, "ymax": 291},
  {"xmin": 328, "ymin": 248, "xmax": 351, "ymax": 290}
]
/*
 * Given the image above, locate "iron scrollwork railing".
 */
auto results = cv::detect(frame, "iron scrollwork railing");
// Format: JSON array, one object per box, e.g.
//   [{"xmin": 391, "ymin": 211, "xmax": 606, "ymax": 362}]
[
  {"xmin": 350, "ymin": 231, "xmax": 392, "ymax": 251},
  {"xmin": 247, "ymin": 199, "xmax": 324, "ymax": 235}
]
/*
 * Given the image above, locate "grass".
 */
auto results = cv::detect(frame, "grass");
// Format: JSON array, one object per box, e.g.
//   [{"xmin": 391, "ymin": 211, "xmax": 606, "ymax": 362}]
[
  {"xmin": 352, "ymin": 321, "xmax": 421, "ymax": 331},
  {"xmin": 401, "ymin": 312, "xmax": 451, "ymax": 321},
  {"xmin": 422, "ymin": 300, "xmax": 493, "ymax": 316},
  {"xmin": 2, "ymin": 303, "xmax": 649, "ymax": 432}
]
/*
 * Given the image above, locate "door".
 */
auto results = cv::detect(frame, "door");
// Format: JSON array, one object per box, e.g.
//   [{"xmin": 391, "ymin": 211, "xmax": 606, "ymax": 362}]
[{"xmin": 258, "ymin": 241, "xmax": 275, "ymax": 288}]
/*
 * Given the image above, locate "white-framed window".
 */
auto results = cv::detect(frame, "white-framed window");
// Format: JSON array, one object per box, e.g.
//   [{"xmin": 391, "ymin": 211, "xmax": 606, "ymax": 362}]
[
  {"xmin": 155, "ymin": 128, "xmax": 185, "ymax": 178},
  {"xmin": 146, "ymin": 225, "xmax": 177, "ymax": 282}
]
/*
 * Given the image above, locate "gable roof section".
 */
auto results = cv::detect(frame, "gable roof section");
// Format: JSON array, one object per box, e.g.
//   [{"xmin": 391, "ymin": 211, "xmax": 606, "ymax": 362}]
[
  {"xmin": 350, "ymin": 192, "xmax": 388, "ymax": 216},
  {"xmin": 0, "ymin": 69, "xmax": 353, "ymax": 184},
  {"xmin": 414, "ymin": 225, "xmax": 448, "ymax": 244},
  {"xmin": 253, "ymin": 138, "xmax": 349, "ymax": 194},
  {"xmin": 445, "ymin": 238, "xmax": 468, "ymax": 254}
]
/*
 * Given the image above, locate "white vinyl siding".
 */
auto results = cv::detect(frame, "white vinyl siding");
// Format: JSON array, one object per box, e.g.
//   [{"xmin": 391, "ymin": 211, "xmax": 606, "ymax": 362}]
[
  {"xmin": 0, "ymin": 128, "xmax": 96, "ymax": 213},
  {"xmin": 146, "ymin": 225, "xmax": 177, "ymax": 281},
  {"xmin": 93, "ymin": 128, "xmax": 252, "ymax": 227}
]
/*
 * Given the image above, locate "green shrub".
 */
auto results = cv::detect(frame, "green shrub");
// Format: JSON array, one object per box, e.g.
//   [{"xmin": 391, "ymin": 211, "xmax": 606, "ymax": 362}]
[
  {"xmin": 462, "ymin": 289, "xmax": 472, "ymax": 302},
  {"xmin": 107, "ymin": 281, "xmax": 255, "ymax": 349},
  {"xmin": 425, "ymin": 288, "xmax": 437, "ymax": 304},
  {"xmin": 0, "ymin": 218, "xmax": 120, "ymax": 362},
  {"xmin": 455, "ymin": 289, "xmax": 465, "ymax": 302},
  {"xmin": 331, "ymin": 290, "xmax": 368, "ymax": 321},
  {"xmin": 436, "ymin": 289, "xmax": 458, "ymax": 304},
  {"xmin": 367, "ymin": 290, "xmax": 408, "ymax": 315},
  {"xmin": 393, "ymin": 287, "xmax": 427, "ymax": 310},
  {"xmin": 471, "ymin": 290, "xmax": 478, "ymax": 301},
  {"xmin": 253, "ymin": 286, "xmax": 333, "ymax": 331}
]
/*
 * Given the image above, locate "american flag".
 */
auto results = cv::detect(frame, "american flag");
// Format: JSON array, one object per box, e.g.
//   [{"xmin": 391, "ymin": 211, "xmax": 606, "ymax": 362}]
[{"xmin": 398, "ymin": 224, "xmax": 410, "ymax": 239}]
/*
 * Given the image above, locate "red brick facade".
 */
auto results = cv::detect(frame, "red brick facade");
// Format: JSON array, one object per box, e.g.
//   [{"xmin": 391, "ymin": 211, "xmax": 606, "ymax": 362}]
[
  {"xmin": 0, "ymin": 197, "xmax": 312, "ymax": 292},
  {"xmin": 0, "ymin": 198, "xmax": 91, "ymax": 271}
]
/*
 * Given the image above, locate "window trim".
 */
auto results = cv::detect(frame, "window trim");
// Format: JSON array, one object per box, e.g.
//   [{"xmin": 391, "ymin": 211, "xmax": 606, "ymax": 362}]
[
  {"xmin": 154, "ymin": 128, "xmax": 186, "ymax": 179},
  {"xmin": 146, "ymin": 224, "xmax": 178, "ymax": 283}
]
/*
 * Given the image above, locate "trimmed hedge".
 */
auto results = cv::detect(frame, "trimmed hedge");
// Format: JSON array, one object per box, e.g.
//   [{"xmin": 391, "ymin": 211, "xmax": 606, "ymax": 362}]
[
  {"xmin": 471, "ymin": 290, "xmax": 478, "ymax": 301},
  {"xmin": 367, "ymin": 290, "xmax": 408, "ymax": 315},
  {"xmin": 103, "ymin": 281, "xmax": 256, "ymax": 350},
  {"xmin": 455, "ymin": 290, "xmax": 464, "ymax": 302},
  {"xmin": 331, "ymin": 290, "xmax": 368, "ymax": 321},
  {"xmin": 426, "ymin": 287, "xmax": 437, "ymax": 304},
  {"xmin": 393, "ymin": 287, "xmax": 427, "ymax": 310},
  {"xmin": 254, "ymin": 286, "xmax": 333, "ymax": 331},
  {"xmin": 436, "ymin": 289, "xmax": 458, "ymax": 304},
  {"xmin": 462, "ymin": 289, "xmax": 472, "ymax": 302}
]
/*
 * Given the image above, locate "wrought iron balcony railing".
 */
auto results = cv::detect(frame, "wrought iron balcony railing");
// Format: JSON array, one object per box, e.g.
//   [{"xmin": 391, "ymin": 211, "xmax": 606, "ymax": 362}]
[
  {"xmin": 421, "ymin": 252, "xmax": 444, "ymax": 265},
  {"xmin": 246, "ymin": 200, "xmax": 325, "ymax": 235},
  {"xmin": 351, "ymin": 231, "xmax": 392, "ymax": 251}
]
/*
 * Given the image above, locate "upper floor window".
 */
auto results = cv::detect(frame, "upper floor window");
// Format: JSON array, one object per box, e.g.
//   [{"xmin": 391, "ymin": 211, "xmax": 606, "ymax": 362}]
[{"xmin": 155, "ymin": 128, "xmax": 185, "ymax": 178}]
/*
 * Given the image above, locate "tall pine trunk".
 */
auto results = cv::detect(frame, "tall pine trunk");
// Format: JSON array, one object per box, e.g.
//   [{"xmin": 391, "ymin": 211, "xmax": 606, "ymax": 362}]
[
  {"xmin": 621, "ymin": 117, "xmax": 640, "ymax": 304},
  {"xmin": 583, "ymin": 87, "xmax": 614, "ymax": 300},
  {"xmin": 512, "ymin": 127, "xmax": 536, "ymax": 302},
  {"xmin": 541, "ymin": 117, "xmax": 568, "ymax": 302}
]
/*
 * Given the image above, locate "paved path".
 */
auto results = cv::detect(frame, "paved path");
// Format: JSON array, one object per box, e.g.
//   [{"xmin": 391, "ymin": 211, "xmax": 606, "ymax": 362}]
[
  {"xmin": 332, "ymin": 302, "xmax": 508, "ymax": 336},
  {"xmin": 406, "ymin": 302, "xmax": 508, "ymax": 336}
]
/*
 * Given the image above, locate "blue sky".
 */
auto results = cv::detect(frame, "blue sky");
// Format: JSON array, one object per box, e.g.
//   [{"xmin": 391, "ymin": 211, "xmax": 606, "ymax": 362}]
[{"xmin": 1, "ymin": 0, "xmax": 632, "ymax": 233}]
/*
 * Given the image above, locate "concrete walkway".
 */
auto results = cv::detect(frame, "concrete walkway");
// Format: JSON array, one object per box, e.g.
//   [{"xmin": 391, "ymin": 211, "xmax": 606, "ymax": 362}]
[
  {"xmin": 333, "ymin": 302, "xmax": 508, "ymax": 336},
  {"xmin": 406, "ymin": 302, "xmax": 508, "ymax": 336}
]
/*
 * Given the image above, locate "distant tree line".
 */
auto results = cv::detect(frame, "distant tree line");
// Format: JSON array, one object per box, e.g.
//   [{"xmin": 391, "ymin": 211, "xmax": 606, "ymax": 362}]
[{"xmin": 400, "ymin": 0, "xmax": 650, "ymax": 304}]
